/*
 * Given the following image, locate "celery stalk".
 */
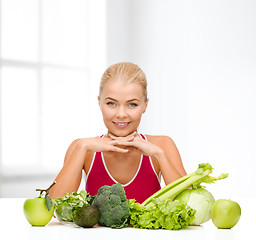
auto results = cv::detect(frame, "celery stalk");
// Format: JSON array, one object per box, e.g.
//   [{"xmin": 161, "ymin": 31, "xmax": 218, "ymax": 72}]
[
  {"xmin": 142, "ymin": 163, "xmax": 228, "ymax": 207},
  {"xmin": 142, "ymin": 172, "xmax": 194, "ymax": 206}
]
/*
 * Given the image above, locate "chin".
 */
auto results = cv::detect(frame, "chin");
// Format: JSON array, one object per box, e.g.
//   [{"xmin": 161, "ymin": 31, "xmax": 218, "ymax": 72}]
[{"xmin": 109, "ymin": 129, "xmax": 136, "ymax": 137}]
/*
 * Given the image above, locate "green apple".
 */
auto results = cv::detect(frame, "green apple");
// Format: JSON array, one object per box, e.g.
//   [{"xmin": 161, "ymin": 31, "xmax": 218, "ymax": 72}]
[
  {"xmin": 211, "ymin": 199, "xmax": 241, "ymax": 229},
  {"xmin": 24, "ymin": 197, "xmax": 54, "ymax": 226}
]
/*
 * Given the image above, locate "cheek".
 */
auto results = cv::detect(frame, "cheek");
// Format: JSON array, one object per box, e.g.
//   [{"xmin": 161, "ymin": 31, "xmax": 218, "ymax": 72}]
[
  {"xmin": 131, "ymin": 108, "xmax": 145, "ymax": 120},
  {"xmin": 101, "ymin": 106, "xmax": 114, "ymax": 120}
]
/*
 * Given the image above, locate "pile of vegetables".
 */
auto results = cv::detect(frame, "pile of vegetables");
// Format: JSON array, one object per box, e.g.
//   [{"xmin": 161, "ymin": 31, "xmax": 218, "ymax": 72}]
[
  {"xmin": 129, "ymin": 163, "xmax": 228, "ymax": 230},
  {"xmin": 53, "ymin": 183, "xmax": 131, "ymax": 228},
  {"xmin": 53, "ymin": 163, "xmax": 241, "ymax": 230}
]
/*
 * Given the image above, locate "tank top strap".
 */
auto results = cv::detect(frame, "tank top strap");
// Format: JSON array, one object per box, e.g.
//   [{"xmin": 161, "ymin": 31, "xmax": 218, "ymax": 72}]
[{"xmin": 139, "ymin": 133, "xmax": 146, "ymax": 140}]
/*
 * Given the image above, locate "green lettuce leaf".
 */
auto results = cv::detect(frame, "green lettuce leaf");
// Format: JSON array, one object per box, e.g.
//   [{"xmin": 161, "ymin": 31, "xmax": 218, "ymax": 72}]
[
  {"xmin": 53, "ymin": 190, "xmax": 93, "ymax": 222},
  {"xmin": 129, "ymin": 198, "xmax": 196, "ymax": 230}
]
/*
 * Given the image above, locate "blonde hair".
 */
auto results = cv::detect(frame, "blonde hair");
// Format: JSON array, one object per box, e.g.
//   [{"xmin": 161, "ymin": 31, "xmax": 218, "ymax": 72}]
[{"xmin": 99, "ymin": 62, "xmax": 148, "ymax": 101}]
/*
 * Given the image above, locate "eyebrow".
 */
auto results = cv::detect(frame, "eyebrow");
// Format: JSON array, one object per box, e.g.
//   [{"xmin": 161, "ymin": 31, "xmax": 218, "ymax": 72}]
[{"xmin": 105, "ymin": 97, "xmax": 140, "ymax": 102}]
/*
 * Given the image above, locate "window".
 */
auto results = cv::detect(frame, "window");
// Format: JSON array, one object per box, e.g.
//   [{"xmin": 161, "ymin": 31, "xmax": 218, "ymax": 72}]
[{"xmin": 0, "ymin": 0, "xmax": 106, "ymax": 176}]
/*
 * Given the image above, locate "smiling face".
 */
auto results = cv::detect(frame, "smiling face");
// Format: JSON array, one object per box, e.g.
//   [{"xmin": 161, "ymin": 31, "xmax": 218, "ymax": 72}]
[{"xmin": 99, "ymin": 77, "xmax": 148, "ymax": 137}]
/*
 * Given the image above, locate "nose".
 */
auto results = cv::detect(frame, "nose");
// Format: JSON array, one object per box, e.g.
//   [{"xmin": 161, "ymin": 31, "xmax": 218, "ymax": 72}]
[{"xmin": 116, "ymin": 106, "xmax": 128, "ymax": 118}]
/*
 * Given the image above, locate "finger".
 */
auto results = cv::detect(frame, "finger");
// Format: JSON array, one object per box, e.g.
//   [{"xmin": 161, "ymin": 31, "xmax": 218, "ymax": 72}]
[
  {"xmin": 113, "ymin": 148, "xmax": 129, "ymax": 153},
  {"xmin": 110, "ymin": 140, "xmax": 133, "ymax": 145},
  {"xmin": 129, "ymin": 131, "xmax": 137, "ymax": 137},
  {"xmin": 107, "ymin": 145, "xmax": 129, "ymax": 153},
  {"xmin": 133, "ymin": 133, "xmax": 143, "ymax": 140},
  {"xmin": 108, "ymin": 134, "xmax": 124, "ymax": 140},
  {"xmin": 111, "ymin": 141, "xmax": 137, "ymax": 147},
  {"xmin": 109, "ymin": 140, "xmax": 122, "ymax": 145}
]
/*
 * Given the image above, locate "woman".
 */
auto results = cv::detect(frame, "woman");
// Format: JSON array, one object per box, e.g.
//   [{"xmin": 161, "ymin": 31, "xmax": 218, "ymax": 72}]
[{"xmin": 49, "ymin": 62, "xmax": 186, "ymax": 203}]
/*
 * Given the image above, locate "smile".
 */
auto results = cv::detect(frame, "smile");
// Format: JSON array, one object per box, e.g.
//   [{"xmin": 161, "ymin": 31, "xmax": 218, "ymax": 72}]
[{"xmin": 113, "ymin": 122, "xmax": 130, "ymax": 128}]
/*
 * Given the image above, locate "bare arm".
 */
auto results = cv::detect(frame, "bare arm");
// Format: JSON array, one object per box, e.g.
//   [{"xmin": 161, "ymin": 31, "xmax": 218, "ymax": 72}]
[
  {"xmin": 152, "ymin": 136, "xmax": 187, "ymax": 184},
  {"xmin": 49, "ymin": 139, "xmax": 87, "ymax": 199},
  {"xmin": 49, "ymin": 135, "xmax": 134, "ymax": 199},
  {"xmin": 157, "ymin": 136, "xmax": 186, "ymax": 175}
]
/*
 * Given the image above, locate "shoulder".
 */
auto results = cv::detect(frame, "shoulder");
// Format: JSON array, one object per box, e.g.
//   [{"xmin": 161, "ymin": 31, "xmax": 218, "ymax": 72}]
[
  {"xmin": 144, "ymin": 134, "xmax": 175, "ymax": 146},
  {"xmin": 70, "ymin": 138, "xmax": 81, "ymax": 146},
  {"xmin": 66, "ymin": 138, "xmax": 81, "ymax": 153},
  {"xmin": 145, "ymin": 134, "xmax": 186, "ymax": 176},
  {"xmin": 67, "ymin": 138, "xmax": 82, "ymax": 153},
  {"xmin": 64, "ymin": 139, "xmax": 81, "ymax": 162},
  {"xmin": 144, "ymin": 134, "xmax": 178, "ymax": 153}
]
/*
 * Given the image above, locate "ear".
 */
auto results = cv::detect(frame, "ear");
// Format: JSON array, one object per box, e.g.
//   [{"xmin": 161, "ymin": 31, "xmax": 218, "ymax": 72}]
[
  {"xmin": 98, "ymin": 96, "xmax": 102, "ymax": 111},
  {"xmin": 98, "ymin": 96, "xmax": 100, "ymax": 106},
  {"xmin": 143, "ymin": 98, "xmax": 149, "ymax": 113}
]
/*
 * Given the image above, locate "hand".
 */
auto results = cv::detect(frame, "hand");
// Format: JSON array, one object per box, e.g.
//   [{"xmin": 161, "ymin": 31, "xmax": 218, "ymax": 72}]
[
  {"xmin": 109, "ymin": 133, "xmax": 163, "ymax": 157},
  {"xmin": 78, "ymin": 133, "xmax": 135, "ymax": 153}
]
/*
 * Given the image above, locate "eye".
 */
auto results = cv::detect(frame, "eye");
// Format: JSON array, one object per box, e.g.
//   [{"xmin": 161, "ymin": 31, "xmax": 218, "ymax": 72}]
[
  {"xmin": 128, "ymin": 103, "xmax": 138, "ymax": 107},
  {"xmin": 106, "ymin": 101, "xmax": 116, "ymax": 107}
]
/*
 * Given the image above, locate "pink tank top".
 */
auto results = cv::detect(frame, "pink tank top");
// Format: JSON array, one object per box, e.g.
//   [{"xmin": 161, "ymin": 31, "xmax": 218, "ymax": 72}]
[{"xmin": 85, "ymin": 134, "xmax": 161, "ymax": 203}]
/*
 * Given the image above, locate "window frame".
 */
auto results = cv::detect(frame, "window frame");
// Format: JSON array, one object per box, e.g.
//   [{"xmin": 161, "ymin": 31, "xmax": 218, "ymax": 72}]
[{"xmin": 0, "ymin": 0, "xmax": 106, "ymax": 180}]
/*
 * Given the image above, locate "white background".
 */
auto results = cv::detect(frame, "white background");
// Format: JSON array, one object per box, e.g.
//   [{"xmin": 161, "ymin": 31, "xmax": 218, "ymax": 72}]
[
  {"xmin": 105, "ymin": 0, "xmax": 256, "ymax": 200},
  {"xmin": 1, "ymin": 0, "xmax": 255, "ymax": 200}
]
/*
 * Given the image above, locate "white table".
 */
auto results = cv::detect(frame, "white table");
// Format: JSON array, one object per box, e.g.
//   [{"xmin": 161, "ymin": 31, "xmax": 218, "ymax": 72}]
[{"xmin": 0, "ymin": 198, "xmax": 254, "ymax": 240}]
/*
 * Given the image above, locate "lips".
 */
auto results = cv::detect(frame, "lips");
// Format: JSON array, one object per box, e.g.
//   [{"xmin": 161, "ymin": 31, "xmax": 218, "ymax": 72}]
[{"xmin": 113, "ymin": 122, "xmax": 130, "ymax": 128}]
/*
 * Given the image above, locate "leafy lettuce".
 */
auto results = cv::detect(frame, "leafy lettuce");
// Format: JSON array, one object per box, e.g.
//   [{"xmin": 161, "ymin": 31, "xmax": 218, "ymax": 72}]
[
  {"xmin": 54, "ymin": 190, "xmax": 94, "ymax": 222},
  {"xmin": 129, "ymin": 198, "xmax": 196, "ymax": 230}
]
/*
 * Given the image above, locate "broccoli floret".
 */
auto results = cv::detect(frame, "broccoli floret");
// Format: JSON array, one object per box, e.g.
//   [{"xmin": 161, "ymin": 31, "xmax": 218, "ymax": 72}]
[
  {"xmin": 92, "ymin": 183, "xmax": 131, "ymax": 228},
  {"xmin": 97, "ymin": 185, "xmax": 111, "ymax": 195},
  {"xmin": 111, "ymin": 182, "xmax": 127, "ymax": 201},
  {"xmin": 109, "ymin": 194, "xmax": 122, "ymax": 207}
]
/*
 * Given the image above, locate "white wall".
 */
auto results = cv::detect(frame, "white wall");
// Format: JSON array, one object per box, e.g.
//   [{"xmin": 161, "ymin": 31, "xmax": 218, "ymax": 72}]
[
  {"xmin": 2, "ymin": 0, "xmax": 255, "ymax": 199},
  {"xmin": 106, "ymin": 0, "xmax": 256, "ymax": 199}
]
